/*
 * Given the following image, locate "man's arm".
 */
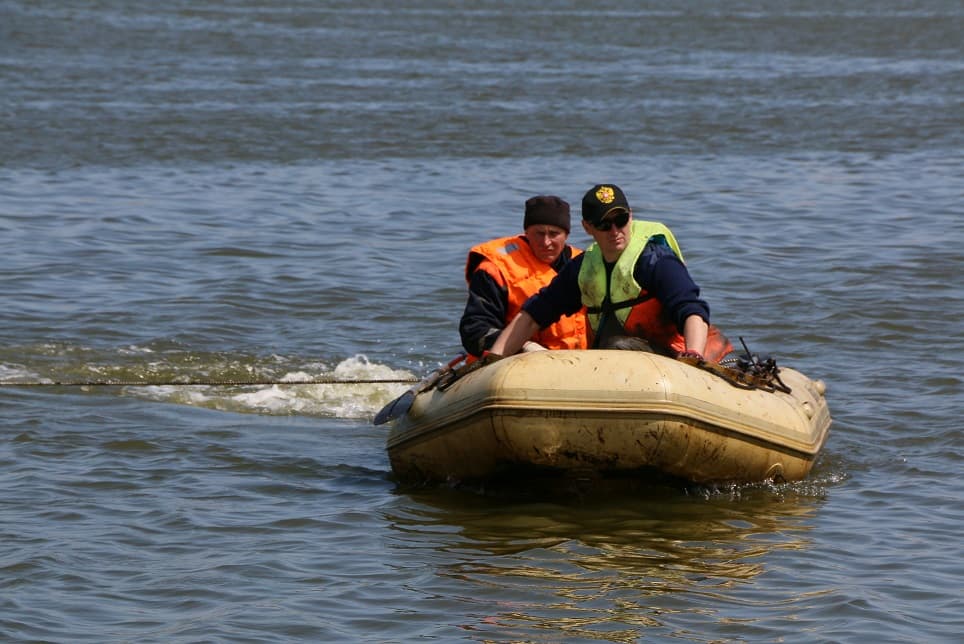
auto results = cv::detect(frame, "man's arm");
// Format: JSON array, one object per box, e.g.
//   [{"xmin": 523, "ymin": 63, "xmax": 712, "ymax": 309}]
[
  {"xmin": 491, "ymin": 256, "xmax": 586, "ymax": 356},
  {"xmin": 489, "ymin": 310, "xmax": 540, "ymax": 357},
  {"xmin": 682, "ymin": 314, "xmax": 709, "ymax": 355},
  {"xmin": 459, "ymin": 264, "xmax": 508, "ymax": 356},
  {"xmin": 639, "ymin": 243, "xmax": 712, "ymax": 355}
]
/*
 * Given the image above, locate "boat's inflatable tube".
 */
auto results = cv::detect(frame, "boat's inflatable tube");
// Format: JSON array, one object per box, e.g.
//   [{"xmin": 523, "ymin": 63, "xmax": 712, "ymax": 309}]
[{"xmin": 386, "ymin": 350, "xmax": 831, "ymax": 484}]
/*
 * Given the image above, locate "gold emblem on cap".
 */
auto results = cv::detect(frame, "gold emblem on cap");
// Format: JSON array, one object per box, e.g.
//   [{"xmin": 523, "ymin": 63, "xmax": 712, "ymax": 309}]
[{"xmin": 595, "ymin": 186, "xmax": 615, "ymax": 204}]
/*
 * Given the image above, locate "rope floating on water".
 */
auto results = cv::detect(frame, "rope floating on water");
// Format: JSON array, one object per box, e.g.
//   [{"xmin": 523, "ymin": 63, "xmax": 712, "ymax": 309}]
[{"xmin": 0, "ymin": 377, "xmax": 419, "ymax": 387}]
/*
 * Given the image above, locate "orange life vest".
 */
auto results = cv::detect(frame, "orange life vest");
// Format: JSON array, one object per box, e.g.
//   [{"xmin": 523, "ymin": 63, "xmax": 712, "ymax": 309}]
[
  {"xmin": 578, "ymin": 221, "xmax": 732, "ymax": 362},
  {"xmin": 466, "ymin": 235, "xmax": 587, "ymax": 351}
]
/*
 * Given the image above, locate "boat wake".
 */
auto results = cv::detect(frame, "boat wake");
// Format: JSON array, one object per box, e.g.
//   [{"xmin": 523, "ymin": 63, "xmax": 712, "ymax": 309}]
[{"xmin": 0, "ymin": 343, "xmax": 415, "ymax": 419}]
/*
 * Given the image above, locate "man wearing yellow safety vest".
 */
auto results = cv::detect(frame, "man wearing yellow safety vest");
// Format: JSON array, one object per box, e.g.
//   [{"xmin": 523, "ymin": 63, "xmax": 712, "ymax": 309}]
[
  {"xmin": 489, "ymin": 184, "xmax": 732, "ymax": 362},
  {"xmin": 459, "ymin": 195, "xmax": 588, "ymax": 358}
]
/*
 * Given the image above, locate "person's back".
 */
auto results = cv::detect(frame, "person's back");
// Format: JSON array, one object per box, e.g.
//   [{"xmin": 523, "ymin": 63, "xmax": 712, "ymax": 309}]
[{"xmin": 459, "ymin": 195, "xmax": 587, "ymax": 357}]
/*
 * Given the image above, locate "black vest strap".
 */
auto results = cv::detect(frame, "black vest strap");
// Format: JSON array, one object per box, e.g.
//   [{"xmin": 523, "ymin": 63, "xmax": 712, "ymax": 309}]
[{"xmin": 586, "ymin": 292, "xmax": 654, "ymax": 315}]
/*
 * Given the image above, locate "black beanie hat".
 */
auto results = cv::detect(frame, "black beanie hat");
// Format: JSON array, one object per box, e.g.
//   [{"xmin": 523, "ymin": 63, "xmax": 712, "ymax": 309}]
[{"xmin": 524, "ymin": 195, "xmax": 571, "ymax": 233}]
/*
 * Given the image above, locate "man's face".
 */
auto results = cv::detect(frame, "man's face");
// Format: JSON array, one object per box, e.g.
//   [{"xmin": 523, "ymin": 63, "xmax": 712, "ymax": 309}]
[
  {"xmin": 583, "ymin": 209, "xmax": 631, "ymax": 262},
  {"xmin": 524, "ymin": 225, "xmax": 568, "ymax": 264}
]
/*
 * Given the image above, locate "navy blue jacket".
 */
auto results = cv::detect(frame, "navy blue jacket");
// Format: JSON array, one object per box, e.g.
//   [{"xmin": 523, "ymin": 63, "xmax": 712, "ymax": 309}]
[{"xmin": 523, "ymin": 241, "xmax": 711, "ymax": 335}]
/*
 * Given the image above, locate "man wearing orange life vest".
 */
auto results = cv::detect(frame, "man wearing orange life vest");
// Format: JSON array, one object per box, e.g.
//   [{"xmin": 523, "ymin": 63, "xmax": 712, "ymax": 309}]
[
  {"xmin": 489, "ymin": 184, "xmax": 732, "ymax": 362},
  {"xmin": 459, "ymin": 195, "xmax": 588, "ymax": 358}
]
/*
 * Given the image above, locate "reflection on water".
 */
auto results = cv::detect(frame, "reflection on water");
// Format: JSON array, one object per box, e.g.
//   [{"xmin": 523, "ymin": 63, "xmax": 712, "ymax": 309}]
[{"xmin": 386, "ymin": 480, "xmax": 828, "ymax": 640}]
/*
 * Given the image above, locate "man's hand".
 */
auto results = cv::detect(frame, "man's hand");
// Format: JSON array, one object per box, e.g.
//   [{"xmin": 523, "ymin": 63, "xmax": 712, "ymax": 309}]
[{"xmin": 678, "ymin": 349, "xmax": 704, "ymax": 362}]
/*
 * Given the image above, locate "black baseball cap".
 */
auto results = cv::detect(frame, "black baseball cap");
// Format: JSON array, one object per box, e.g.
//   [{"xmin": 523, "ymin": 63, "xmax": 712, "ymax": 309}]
[{"xmin": 581, "ymin": 184, "xmax": 630, "ymax": 224}]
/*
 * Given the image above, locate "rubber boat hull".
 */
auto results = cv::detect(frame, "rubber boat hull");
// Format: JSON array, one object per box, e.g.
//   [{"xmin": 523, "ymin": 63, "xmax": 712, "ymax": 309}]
[{"xmin": 386, "ymin": 350, "xmax": 831, "ymax": 485}]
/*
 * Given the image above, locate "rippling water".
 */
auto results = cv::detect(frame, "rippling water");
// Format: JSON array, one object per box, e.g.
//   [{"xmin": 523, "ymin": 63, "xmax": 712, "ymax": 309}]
[{"xmin": 2, "ymin": 1, "xmax": 962, "ymax": 642}]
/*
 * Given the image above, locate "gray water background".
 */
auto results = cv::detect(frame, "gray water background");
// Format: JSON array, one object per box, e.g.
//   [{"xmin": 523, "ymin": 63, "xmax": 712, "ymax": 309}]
[{"xmin": 1, "ymin": 1, "xmax": 962, "ymax": 642}]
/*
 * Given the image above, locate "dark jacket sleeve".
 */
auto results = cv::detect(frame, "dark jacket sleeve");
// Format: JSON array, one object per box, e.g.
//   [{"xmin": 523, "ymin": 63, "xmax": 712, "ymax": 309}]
[
  {"xmin": 636, "ymin": 243, "xmax": 711, "ymax": 331},
  {"xmin": 459, "ymin": 268, "xmax": 508, "ymax": 356},
  {"xmin": 521, "ymin": 255, "xmax": 586, "ymax": 329}
]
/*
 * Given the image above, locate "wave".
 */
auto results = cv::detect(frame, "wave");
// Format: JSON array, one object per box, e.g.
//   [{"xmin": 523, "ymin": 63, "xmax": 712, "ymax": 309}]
[{"xmin": 0, "ymin": 345, "xmax": 416, "ymax": 419}]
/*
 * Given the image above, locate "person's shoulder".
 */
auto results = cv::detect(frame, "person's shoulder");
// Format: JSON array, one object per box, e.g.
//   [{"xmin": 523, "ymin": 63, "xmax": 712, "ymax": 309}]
[
  {"xmin": 560, "ymin": 251, "xmax": 585, "ymax": 275},
  {"xmin": 636, "ymin": 239, "xmax": 683, "ymax": 274},
  {"xmin": 467, "ymin": 239, "xmax": 508, "ymax": 282},
  {"xmin": 470, "ymin": 258, "xmax": 509, "ymax": 288},
  {"xmin": 471, "ymin": 234, "xmax": 526, "ymax": 252},
  {"xmin": 645, "ymin": 237, "xmax": 676, "ymax": 256}
]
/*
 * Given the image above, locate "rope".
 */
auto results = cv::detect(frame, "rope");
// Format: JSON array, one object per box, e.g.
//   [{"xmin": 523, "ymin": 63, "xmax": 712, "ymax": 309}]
[{"xmin": 0, "ymin": 377, "xmax": 419, "ymax": 388}]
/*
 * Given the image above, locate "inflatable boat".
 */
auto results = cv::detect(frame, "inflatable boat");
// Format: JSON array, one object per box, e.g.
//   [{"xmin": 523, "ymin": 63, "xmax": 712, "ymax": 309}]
[{"xmin": 383, "ymin": 350, "xmax": 831, "ymax": 485}]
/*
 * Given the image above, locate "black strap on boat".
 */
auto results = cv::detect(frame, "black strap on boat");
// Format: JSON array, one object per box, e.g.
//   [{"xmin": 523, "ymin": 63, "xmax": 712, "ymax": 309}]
[{"xmin": 679, "ymin": 337, "xmax": 792, "ymax": 394}]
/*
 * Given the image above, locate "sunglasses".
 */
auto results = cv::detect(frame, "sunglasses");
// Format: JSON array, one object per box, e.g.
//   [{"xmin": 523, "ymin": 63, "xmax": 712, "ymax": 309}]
[{"xmin": 592, "ymin": 210, "xmax": 630, "ymax": 232}]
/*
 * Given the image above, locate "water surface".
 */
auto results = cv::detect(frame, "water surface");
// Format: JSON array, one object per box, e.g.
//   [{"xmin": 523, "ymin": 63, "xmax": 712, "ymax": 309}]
[{"xmin": 1, "ymin": 1, "xmax": 962, "ymax": 641}]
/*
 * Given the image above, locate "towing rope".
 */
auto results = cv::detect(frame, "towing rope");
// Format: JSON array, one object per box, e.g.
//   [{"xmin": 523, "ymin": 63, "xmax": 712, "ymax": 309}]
[{"xmin": 0, "ymin": 377, "xmax": 419, "ymax": 388}]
